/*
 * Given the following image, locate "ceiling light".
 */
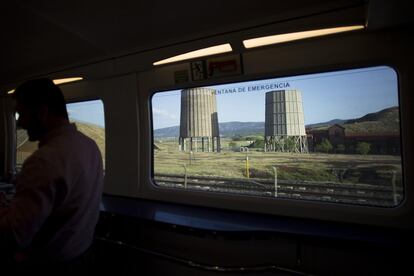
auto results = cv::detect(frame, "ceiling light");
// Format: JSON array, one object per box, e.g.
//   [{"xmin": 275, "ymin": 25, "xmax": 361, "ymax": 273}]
[
  {"xmin": 243, "ymin": 25, "xmax": 365, "ymax": 49},
  {"xmin": 5, "ymin": 77, "xmax": 82, "ymax": 95},
  {"xmin": 53, "ymin": 77, "xmax": 83, "ymax": 85},
  {"xmin": 153, "ymin": 44, "xmax": 233, "ymax": 66}
]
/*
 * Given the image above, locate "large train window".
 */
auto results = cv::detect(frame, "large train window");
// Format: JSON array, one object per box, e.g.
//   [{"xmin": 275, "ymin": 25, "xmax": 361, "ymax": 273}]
[
  {"xmin": 151, "ymin": 66, "xmax": 402, "ymax": 207},
  {"xmin": 16, "ymin": 99, "xmax": 105, "ymax": 169}
]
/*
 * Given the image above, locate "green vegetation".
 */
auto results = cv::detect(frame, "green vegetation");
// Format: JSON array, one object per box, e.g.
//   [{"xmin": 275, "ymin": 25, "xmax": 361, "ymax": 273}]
[
  {"xmin": 231, "ymin": 135, "xmax": 244, "ymax": 141},
  {"xmin": 315, "ymin": 139, "xmax": 333, "ymax": 153},
  {"xmin": 344, "ymin": 121, "xmax": 399, "ymax": 134},
  {"xmin": 355, "ymin": 142, "xmax": 371, "ymax": 155},
  {"xmin": 285, "ymin": 137, "xmax": 299, "ymax": 152},
  {"xmin": 342, "ymin": 106, "xmax": 399, "ymax": 134},
  {"xmin": 249, "ymin": 139, "xmax": 265, "ymax": 149},
  {"xmin": 228, "ymin": 141, "xmax": 239, "ymax": 151},
  {"xmin": 301, "ymin": 107, "xmax": 399, "ymax": 134},
  {"xmin": 154, "ymin": 138, "xmax": 402, "ymax": 186}
]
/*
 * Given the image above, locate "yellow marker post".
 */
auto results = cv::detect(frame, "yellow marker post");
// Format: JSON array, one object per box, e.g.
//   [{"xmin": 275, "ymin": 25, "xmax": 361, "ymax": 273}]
[
  {"xmin": 273, "ymin": 167, "xmax": 278, "ymax": 197},
  {"xmin": 245, "ymin": 155, "xmax": 250, "ymax": 179}
]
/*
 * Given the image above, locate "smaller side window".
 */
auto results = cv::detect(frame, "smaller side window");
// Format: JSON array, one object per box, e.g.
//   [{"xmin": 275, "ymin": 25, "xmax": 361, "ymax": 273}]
[{"xmin": 16, "ymin": 99, "xmax": 105, "ymax": 169}]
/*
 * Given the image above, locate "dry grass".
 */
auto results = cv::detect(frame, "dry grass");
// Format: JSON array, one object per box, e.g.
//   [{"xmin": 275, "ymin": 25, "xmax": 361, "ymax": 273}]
[{"xmin": 154, "ymin": 139, "xmax": 402, "ymax": 185}]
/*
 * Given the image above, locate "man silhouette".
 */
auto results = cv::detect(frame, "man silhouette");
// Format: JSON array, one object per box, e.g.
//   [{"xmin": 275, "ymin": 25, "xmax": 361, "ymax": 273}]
[{"xmin": 0, "ymin": 78, "xmax": 103, "ymax": 268}]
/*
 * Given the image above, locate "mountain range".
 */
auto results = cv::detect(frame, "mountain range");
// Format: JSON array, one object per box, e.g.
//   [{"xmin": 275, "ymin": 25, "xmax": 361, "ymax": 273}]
[{"xmin": 153, "ymin": 106, "xmax": 399, "ymax": 138}]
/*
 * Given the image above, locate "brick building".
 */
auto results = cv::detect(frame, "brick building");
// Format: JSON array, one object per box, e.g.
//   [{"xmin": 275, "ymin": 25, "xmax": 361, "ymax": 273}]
[{"xmin": 306, "ymin": 124, "xmax": 400, "ymax": 155}]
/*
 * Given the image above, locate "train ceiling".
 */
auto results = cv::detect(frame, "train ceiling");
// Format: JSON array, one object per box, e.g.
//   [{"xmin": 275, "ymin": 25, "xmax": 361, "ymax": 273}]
[{"xmin": 0, "ymin": 0, "xmax": 366, "ymax": 85}]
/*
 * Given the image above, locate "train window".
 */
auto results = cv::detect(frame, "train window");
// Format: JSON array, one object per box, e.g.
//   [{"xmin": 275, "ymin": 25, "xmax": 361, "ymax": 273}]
[
  {"xmin": 151, "ymin": 66, "xmax": 402, "ymax": 207},
  {"xmin": 16, "ymin": 99, "xmax": 105, "ymax": 169}
]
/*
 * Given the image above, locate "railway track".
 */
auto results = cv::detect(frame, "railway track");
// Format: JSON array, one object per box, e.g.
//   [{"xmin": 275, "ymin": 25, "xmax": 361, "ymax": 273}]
[{"xmin": 154, "ymin": 173, "xmax": 402, "ymax": 207}]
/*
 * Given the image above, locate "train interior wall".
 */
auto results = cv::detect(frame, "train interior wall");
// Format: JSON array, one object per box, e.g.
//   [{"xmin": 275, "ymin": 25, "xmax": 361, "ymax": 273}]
[
  {"xmin": 91, "ymin": 199, "xmax": 412, "ymax": 275},
  {"xmin": 1, "ymin": 1, "xmax": 413, "ymax": 275},
  {"xmin": 88, "ymin": 24, "xmax": 413, "ymax": 275}
]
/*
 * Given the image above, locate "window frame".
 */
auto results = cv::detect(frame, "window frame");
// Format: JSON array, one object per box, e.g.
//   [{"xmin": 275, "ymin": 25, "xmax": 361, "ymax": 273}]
[
  {"xmin": 149, "ymin": 65, "xmax": 404, "ymax": 209},
  {"xmin": 14, "ymin": 97, "xmax": 107, "ymax": 169},
  {"xmin": 66, "ymin": 97, "xmax": 106, "ymax": 169},
  {"xmin": 137, "ymin": 25, "xmax": 414, "ymax": 230}
]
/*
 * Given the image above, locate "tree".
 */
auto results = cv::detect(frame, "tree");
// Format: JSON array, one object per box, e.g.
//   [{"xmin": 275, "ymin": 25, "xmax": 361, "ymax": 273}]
[
  {"xmin": 285, "ymin": 137, "xmax": 297, "ymax": 152},
  {"xmin": 232, "ymin": 135, "xmax": 243, "ymax": 141},
  {"xmin": 249, "ymin": 139, "xmax": 265, "ymax": 149},
  {"xmin": 355, "ymin": 142, "xmax": 371, "ymax": 155},
  {"xmin": 315, "ymin": 139, "xmax": 333, "ymax": 153},
  {"xmin": 228, "ymin": 141, "xmax": 239, "ymax": 151}
]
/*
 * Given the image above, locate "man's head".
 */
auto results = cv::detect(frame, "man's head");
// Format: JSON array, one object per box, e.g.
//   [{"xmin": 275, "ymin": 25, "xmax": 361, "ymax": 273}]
[{"xmin": 14, "ymin": 78, "xmax": 69, "ymax": 141}]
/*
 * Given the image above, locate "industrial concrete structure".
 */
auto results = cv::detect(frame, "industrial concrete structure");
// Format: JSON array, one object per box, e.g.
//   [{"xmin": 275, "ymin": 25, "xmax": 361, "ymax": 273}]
[
  {"xmin": 265, "ymin": 90, "xmax": 308, "ymax": 153},
  {"xmin": 179, "ymin": 88, "xmax": 220, "ymax": 152}
]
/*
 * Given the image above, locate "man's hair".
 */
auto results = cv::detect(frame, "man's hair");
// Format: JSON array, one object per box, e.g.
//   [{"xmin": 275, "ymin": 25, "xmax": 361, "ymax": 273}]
[{"xmin": 14, "ymin": 78, "xmax": 69, "ymax": 119}]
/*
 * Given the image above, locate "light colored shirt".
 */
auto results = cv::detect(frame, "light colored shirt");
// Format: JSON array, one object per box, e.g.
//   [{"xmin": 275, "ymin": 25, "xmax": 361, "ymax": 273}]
[{"xmin": 0, "ymin": 123, "xmax": 103, "ymax": 262}]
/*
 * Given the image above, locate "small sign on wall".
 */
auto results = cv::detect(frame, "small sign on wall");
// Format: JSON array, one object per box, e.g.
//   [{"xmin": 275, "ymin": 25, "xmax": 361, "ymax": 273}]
[
  {"xmin": 206, "ymin": 54, "xmax": 242, "ymax": 78},
  {"xmin": 190, "ymin": 61, "xmax": 206, "ymax": 81},
  {"xmin": 190, "ymin": 54, "xmax": 242, "ymax": 81},
  {"xmin": 174, "ymin": 70, "xmax": 189, "ymax": 84}
]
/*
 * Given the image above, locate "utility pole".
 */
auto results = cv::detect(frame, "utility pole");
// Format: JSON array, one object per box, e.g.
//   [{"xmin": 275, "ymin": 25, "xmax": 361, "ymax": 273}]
[
  {"xmin": 273, "ymin": 166, "xmax": 278, "ymax": 197},
  {"xmin": 183, "ymin": 164, "xmax": 187, "ymax": 189},
  {"xmin": 392, "ymin": 171, "xmax": 397, "ymax": 205}
]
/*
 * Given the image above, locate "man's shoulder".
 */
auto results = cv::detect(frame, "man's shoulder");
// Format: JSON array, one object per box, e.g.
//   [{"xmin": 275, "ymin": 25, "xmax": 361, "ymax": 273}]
[
  {"xmin": 23, "ymin": 148, "xmax": 50, "ymax": 166},
  {"xmin": 19, "ymin": 150, "xmax": 52, "ymax": 181},
  {"xmin": 51, "ymin": 126, "xmax": 96, "ymax": 147},
  {"xmin": 73, "ymin": 129, "xmax": 100, "ymax": 149},
  {"xmin": 69, "ymin": 129, "xmax": 102, "ymax": 161}
]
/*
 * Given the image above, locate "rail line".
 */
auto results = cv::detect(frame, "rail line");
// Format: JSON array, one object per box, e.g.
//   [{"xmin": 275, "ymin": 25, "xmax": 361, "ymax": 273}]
[{"xmin": 154, "ymin": 173, "xmax": 402, "ymax": 207}]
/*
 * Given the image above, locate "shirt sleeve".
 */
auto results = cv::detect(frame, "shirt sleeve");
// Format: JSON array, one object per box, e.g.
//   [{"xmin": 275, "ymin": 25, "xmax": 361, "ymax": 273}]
[{"xmin": 0, "ymin": 155, "xmax": 56, "ymax": 248}]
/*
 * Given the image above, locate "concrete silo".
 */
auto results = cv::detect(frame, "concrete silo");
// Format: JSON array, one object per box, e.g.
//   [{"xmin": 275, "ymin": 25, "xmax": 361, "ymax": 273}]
[
  {"xmin": 179, "ymin": 88, "xmax": 220, "ymax": 152},
  {"xmin": 265, "ymin": 90, "xmax": 308, "ymax": 153}
]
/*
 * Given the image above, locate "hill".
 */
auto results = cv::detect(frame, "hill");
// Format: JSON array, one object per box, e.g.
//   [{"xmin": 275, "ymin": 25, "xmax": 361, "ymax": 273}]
[
  {"xmin": 154, "ymin": 121, "xmax": 264, "ymax": 138},
  {"xmin": 154, "ymin": 106, "xmax": 399, "ymax": 138},
  {"xmin": 219, "ymin": 121, "xmax": 264, "ymax": 137},
  {"xmin": 305, "ymin": 119, "xmax": 348, "ymax": 129},
  {"xmin": 306, "ymin": 106, "xmax": 399, "ymax": 134},
  {"xmin": 343, "ymin": 106, "xmax": 400, "ymax": 134},
  {"xmin": 154, "ymin": 125, "xmax": 179, "ymax": 138},
  {"xmin": 345, "ymin": 107, "xmax": 398, "ymax": 124},
  {"xmin": 16, "ymin": 121, "xmax": 106, "ymax": 165},
  {"xmin": 73, "ymin": 121, "xmax": 105, "ymax": 157}
]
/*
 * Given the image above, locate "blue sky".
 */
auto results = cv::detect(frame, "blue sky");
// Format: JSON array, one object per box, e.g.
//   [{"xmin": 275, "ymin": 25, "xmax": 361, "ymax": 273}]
[
  {"xmin": 65, "ymin": 66, "xmax": 399, "ymax": 129},
  {"xmin": 67, "ymin": 100, "xmax": 105, "ymax": 127},
  {"xmin": 152, "ymin": 66, "xmax": 399, "ymax": 129}
]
